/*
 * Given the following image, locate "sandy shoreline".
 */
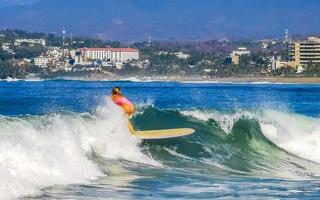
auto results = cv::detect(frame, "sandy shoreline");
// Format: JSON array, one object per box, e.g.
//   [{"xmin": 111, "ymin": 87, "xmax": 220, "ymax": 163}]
[
  {"xmin": 1, "ymin": 76, "xmax": 320, "ymax": 83},
  {"xmin": 181, "ymin": 77, "xmax": 320, "ymax": 83},
  {"xmin": 116, "ymin": 76, "xmax": 320, "ymax": 83}
]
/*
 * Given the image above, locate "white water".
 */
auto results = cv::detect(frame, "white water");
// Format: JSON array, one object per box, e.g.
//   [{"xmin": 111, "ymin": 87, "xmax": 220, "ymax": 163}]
[
  {"xmin": 182, "ymin": 109, "xmax": 320, "ymax": 164},
  {"xmin": 0, "ymin": 100, "xmax": 157, "ymax": 200},
  {"xmin": 260, "ymin": 110, "xmax": 320, "ymax": 164},
  {"xmin": 181, "ymin": 109, "xmax": 255, "ymax": 134}
]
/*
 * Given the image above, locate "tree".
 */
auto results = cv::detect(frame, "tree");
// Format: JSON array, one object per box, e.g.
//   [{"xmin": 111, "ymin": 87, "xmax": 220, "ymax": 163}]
[
  {"xmin": 0, "ymin": 50, "xmax": 14, "ymax": 61},
  {"xmin": 14, "ymin": 46, "xmax": 46, "ymax": 59}
]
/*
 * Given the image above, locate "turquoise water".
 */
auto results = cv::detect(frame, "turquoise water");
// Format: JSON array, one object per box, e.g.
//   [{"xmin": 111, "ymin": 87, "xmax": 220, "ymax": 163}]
[{"xmin": 0, "ymin": 80, "xmax": 320, "ymax": 199}]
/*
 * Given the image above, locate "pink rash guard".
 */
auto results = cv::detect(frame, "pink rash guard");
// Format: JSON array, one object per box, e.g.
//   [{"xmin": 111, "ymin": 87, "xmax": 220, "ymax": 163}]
[{"xmin": 114, "ymin": 96, "xmax": 133, "ymax": 107}]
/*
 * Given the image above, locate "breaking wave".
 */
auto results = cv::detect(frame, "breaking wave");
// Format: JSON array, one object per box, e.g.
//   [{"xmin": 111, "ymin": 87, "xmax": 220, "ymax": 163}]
[
  {"xmin": 0, "ymin": 100, "xmax": 158, "ymax": 200},
  {"xmin": 1, "ymin": 102, "xmax": 320, "ymax": 199}
]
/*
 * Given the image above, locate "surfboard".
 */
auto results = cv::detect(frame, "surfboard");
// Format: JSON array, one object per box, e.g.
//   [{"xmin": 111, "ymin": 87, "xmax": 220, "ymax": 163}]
[{"xmin": 128, "ymin": 121, "xmax": 195, "ymax": 140}]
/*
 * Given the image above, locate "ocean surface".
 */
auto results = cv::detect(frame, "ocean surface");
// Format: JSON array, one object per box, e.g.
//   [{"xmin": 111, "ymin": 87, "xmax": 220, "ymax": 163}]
[{"xmin": 1, "ymin": 80, "xmax": 320, "ymax": 199}]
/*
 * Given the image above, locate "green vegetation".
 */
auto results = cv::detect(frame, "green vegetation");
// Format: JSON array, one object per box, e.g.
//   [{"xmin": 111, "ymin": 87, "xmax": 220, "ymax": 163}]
[
  {"xmin": 0, "ymin": 59, "xmax": 45, "ymax": 79},
  {"xmin": 304, "ymin": 64, "xmax": 320, "ymax": 77},
  {"xmin": 0, "ymin": 29, "xmax": 319, "ymax": 79},
  {"xmin": 0, "ymin": 49, "xmax": 14, "ymax": 60},
  {"xmin": 14, "ymin": 45, "xmax": 46, "ymax": 59}
]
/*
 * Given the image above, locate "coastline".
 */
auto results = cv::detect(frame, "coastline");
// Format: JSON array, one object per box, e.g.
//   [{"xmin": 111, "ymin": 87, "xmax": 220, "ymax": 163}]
[
  {"xmin": 49, "ymin": 72, "xmax": 320, "ymax": 83},
  {"xmin": 180, "ymin": 77, "xmax": 320, "ymax": 84},
  {"xmin": 1, "ymin": 75, "xmax": 320, "ymax": 84},
  {"xmin": 115, "ymin": 76, "xmax": 320, "ymax": 84}
]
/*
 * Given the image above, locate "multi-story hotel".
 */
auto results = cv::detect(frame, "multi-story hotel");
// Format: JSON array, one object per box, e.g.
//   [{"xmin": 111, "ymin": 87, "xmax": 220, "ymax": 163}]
[
  {"xmin": 289, "ymin": 37, "xmax": 320, "ymax": 68},
  {"xmin": 230, "ymin": 47, "xmax": 250, "ymax": 65},
  {"xmin": 79, "ymin": 47, "xmax": 139, "ymax": 63}
]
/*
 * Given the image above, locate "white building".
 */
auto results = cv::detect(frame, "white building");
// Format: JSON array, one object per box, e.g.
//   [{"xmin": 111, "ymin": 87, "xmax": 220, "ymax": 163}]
[
  {"xmin": 271, "ymin": 56, "xmax": 288, "ymax": 70},
  {"xmin": 2, "ymin": 43, "xmax": 11, "ymax": 51},
  {"xmin": 80, "ymin": 47, "xmax": 139, "ymax": 62},
  {"xmin": 33, "ymin": 56, "xmax": 49, "ymax": 67},
  {"xmin": 230, "ymin": 47, "xmax": 250, "ymax": 65},
  {"xmin": 159, "ymin": 51, "xmax": 169, "ymax": 55},
  {"xmin": 231, "ymin": 47, "xmax": 250, "ymax": 57},
  {"xmin": 1, "ymin": 43, "xmax": 15, "ymax": 54},
  {"xmin": 174, "ymin": 51, "xmax": 190, "ymax": 59},
  {"xmin": 14, "ymin": 39, "xmax": 46, "ymax": 46}
]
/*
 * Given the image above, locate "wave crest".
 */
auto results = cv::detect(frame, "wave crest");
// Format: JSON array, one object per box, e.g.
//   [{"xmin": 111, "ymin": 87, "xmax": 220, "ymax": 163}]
[{"xmin": 0, "ymin": 100, "xmax": 158, "ymax": 200}]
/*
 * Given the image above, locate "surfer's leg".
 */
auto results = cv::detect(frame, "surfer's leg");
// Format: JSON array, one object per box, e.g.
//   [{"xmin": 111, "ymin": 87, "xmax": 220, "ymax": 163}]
[{"xmin": 128, "ymin": 119, "xmax": 135, "ymax": 133}]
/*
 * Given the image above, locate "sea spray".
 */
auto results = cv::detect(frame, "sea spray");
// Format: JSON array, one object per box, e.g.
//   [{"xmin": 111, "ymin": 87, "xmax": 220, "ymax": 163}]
[
  {"xmin": 181, "ymin": 109, "xmax": 256, "ymax": 134},
  {"xmin": 181, "ymin": 108, "xmax": 320, "ymax": 166},
  {"xmin": 0, "ymin": 114, "xmax": 102, "ymax": 199},
  {"xmin": 260, "ymin": 110, "xmax": 320, "ymax": 164},
  {"xmin": 0, "ymin": 99, "xmax": 158, "ymax": 200}
]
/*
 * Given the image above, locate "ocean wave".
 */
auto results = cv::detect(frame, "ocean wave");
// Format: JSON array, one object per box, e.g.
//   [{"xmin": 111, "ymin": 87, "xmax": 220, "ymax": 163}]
[
  {"xmin": 0, "ymin": 78, "xmax": 45, "ymax": 82},
  {"xmin": 0, "ymin": 77, "xmax": 22, "ymax": 82},
  {"xmin": 2, "ymin": 104, "xmax": 320, "ymax": 199},
  {"xmin": 138, "ymin": 108, "xmax": 317, "ymax": 179},
  {"xmin": 24, "ymin": 78, "xmax": 45, "ymax": 82},
  {"xmin": 181, "ymin": 109, "xmax": 256, "ymax": 134},
  {"xmin": 0, "ymin": 100, "xmax": 158, "ymax": 200},
  {"xmin": 180, "ymin": 80, "xmax": 220, "ymax": 84},
  {"xmin": 180, "ymin": 108, "xmax": 320, "ymax": 166},
  {"xmin": 260, "ymin": 110, "xmax": 320, "ymax": 164}
]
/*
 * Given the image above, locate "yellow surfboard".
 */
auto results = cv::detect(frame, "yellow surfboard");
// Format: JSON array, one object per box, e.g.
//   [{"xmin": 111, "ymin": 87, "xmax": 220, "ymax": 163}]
[{"xmin": 128, "ymin": 121, "xmax": 195, "ymax": 140}]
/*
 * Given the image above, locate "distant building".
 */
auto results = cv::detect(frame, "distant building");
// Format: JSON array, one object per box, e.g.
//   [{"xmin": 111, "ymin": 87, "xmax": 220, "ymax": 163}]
[
  {"xmin": 1, "ymin": 43, "xmax": 15, "ymax": 54},
  {"xmin": 230, "ymin": 47, "xmax": 250, "ymax": 65},
  {"xmin": 33, "ymin": 56, "xmax": 49, "ymax": 67},
  {"xmin": 288, "ymin": 37, "xmax": 320, "ymax": 68},
  {"xmin": 231, "ymin": 47, "xmax": 250, "ymax": 57},
  {"xmin": 261, "ymin": 42, "xmax": 268, "ymax": 49},
  {"xmin": 231, "ymin": 55, "xmax": 240, "ymax": 65},
  {"xmin": 2, "ymin": 43, "xmax": 11, "ymax": 51},
  {"xmin": 276, "ymin": 60, "xmax": 288, "ymax": 69},
  {"xmin": 174, "ymin": 51, "xmax": 190, "ymax": 59},
  {"xmin": 80, "ymin": 47, "xmax": 139, "ymax": 63},
  {"xmin": 159, "ymin": 51, "xmax": 169, "ymax": 56},
  {"xmin": 14, "ymin": 39, "xmax": 46, "ymax": 46},
  {"xmin": 159, "ymin": 51, "xmax": 190, "ymax": 59},
  {"xmin": 271, "ymin": 56, "xmax": 288, "ymax": 70}
]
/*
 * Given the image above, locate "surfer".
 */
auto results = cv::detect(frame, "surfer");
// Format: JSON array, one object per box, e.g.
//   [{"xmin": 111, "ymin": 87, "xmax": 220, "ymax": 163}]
[
  {"xmin": 111, "ymin": 87, "xmax": 136, "ymax": 117},
  {"xmin": 111, "ymin": 86, "xmax": 194, "ymax": 138}
]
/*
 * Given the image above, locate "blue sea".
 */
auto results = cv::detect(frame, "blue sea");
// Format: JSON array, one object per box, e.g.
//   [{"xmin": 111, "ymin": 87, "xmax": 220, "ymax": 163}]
[{"xmin": 1, "ymin": 80, "xmax": 320, "ymax": 199}]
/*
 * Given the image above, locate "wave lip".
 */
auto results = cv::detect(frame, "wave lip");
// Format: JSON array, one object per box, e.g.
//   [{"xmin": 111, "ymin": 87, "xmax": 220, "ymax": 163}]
[
  {"xmin": 260, "ymin": 110, "xmax": 320, "ymax": 164},
  {"xmin": 181, "ymin": 109, "xmax": 255, "ymax": 134},
  {"xmin": 182, "ymin": 108, "xmax": 320, "ymax": 164},
  {"xmin": 173, "ymin": 108, "xmax": 320, "ymax": 178}
]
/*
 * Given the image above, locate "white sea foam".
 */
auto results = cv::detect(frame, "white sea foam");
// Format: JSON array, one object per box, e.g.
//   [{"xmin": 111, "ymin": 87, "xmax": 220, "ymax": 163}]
[
  {"xmin": 260, "ymin": 110, "xmax": 320, "ymax": 164},
  {"xmin": 182, "ymin": 109, "xmax": 320, "ymax": 165},
  {"xmin": 24, "ymin": 78, "xmax": 45, "ymax": 82},
  {"xmin": 0, "ymin": 99, "xmax": 158, "ymax": 200},
  {"xmin": 250, "ymin": 81, "xmax": 271, "ymax": 84},
  {"xmin": 0, "ymin": 77, "xmax": 22, "ymax": 82},
  {"xmin": 118, "ymin": 77, "xmax": 146, "ymax": 82},
  {"xmin": 118, "ymin": 77, "xmax": 173, "ymax": 82},
  {"xmin": 180, "ymin": 81, "xmax": 220, "ymax": 84},
  {"xmin": 0, "ymin": 78, "xmax": 44, "ymax": 82},
  {"xmin": 181, "ymin": 110, "xmax": 255, "ymax": 134}
]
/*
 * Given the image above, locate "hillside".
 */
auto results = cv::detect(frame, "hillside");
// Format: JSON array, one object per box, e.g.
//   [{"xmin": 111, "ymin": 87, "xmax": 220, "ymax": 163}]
[{"xmin": 0, "ymin": 0, "xmax": 319, "ymax": 41}]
